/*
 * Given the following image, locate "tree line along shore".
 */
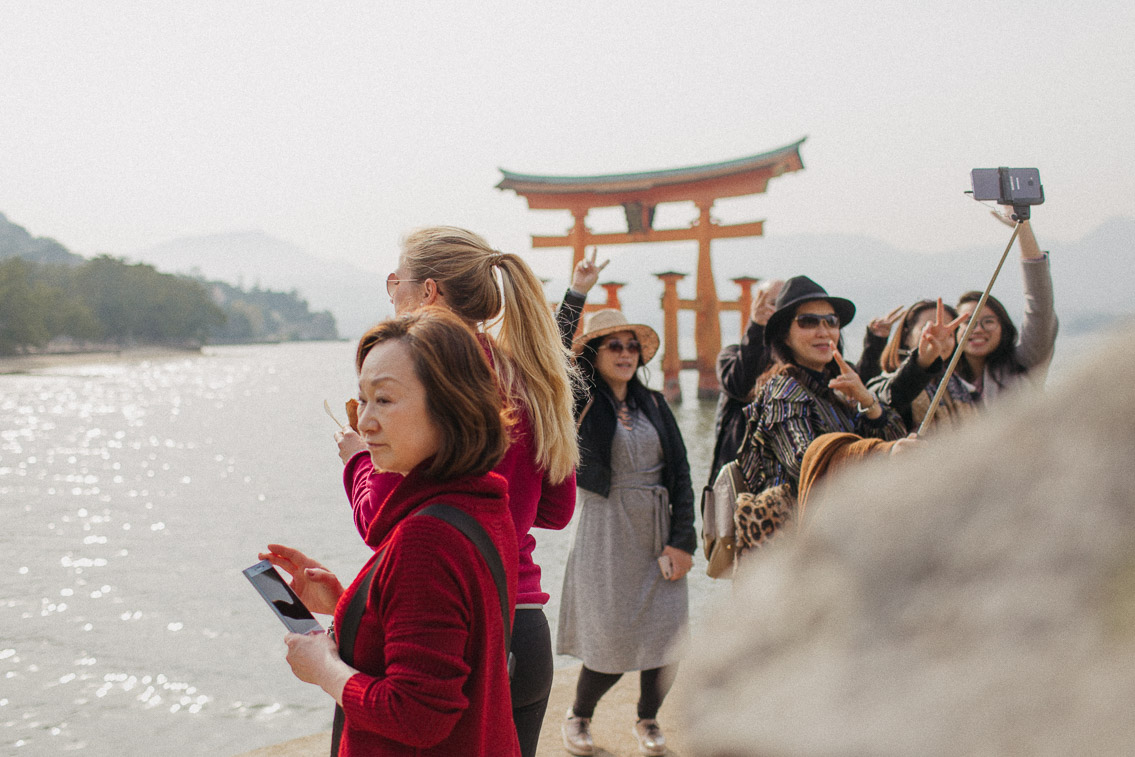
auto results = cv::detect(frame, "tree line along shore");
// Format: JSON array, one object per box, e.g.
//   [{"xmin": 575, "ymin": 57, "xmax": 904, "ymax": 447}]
[{"xmin": 0, "ymin": 212, "xmax": 339, "ymax": 356}]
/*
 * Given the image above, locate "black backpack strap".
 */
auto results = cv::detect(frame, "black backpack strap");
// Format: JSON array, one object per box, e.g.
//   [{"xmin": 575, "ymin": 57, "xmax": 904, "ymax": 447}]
[
  {"xmin": 415, "ymin": 503, "xmax": 512, "ymax": 671},
  {"xmin": 330, "ymin": 547, "xmax": 385, "ymax": 757}
]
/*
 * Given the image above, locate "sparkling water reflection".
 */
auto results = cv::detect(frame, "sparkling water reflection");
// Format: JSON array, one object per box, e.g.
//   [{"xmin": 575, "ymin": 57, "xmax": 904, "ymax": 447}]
[{"xmin": 1, "ymin": 342, "xmax": 728, "ymax": 755}]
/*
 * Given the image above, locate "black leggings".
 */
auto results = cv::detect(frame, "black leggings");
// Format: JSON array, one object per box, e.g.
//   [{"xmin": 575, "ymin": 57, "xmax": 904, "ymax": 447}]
[
  {"xmin": 511, "ymin": 608, "xmax": 554, "ymax": 757},
  {"xmin": 571, "ymin": 663, "xmax": 678, "ymax": 721}
]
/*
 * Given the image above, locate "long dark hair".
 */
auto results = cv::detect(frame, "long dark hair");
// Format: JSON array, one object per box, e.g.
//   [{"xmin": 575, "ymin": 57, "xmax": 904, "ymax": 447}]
[
  {"xmin": 955, "ymin": 291, "xmax": 1025, "ymax": 384},
  {"xmin": 754, "ymin": 301, "xmax": 846, "ymax": 396}
]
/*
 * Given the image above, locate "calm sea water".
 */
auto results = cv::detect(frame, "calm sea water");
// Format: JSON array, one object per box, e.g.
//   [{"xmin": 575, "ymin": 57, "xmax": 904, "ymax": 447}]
[{"xmin": 0, "ymin": 341, "xmax": 732, "ymax": 756}]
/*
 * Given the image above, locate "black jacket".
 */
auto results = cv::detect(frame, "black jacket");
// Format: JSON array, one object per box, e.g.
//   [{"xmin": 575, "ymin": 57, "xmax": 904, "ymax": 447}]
[
  {"xmin": 575, "ymin": 380, "xmax": 697, "ymax": 555},
  {"xmin": 709, "ymin": 320, "xmax": 769, "ymax": 486}
]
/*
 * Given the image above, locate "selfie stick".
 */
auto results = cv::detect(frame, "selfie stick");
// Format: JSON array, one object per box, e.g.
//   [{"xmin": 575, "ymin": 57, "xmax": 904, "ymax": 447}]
[{"xmin": 917, "ymin": 221, "xmax": 1022, "ymax": 435}]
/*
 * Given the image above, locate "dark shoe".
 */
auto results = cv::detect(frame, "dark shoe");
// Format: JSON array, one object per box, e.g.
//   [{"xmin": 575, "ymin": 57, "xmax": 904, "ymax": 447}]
[
  {"xmin": 562, "ymin": 709, "xmax": 595, "ymax": 755},
  {"xmin": 632, "ymin": 718, "xmax": 667, "ymax": 756}
]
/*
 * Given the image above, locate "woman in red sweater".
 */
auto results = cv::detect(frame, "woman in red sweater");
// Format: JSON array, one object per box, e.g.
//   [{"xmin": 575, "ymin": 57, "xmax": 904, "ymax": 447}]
[
  {"xmin": 335, "ymin": 227, "xmax": 584, "ymax": 757},
  {"xmin": 263, "ymin": 309, "xmax": 520, "ymax": 756}
]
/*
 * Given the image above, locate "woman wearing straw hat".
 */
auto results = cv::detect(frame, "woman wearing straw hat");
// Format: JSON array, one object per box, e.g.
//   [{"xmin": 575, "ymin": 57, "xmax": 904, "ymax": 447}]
[{"xmin": 557, "ymin": 309, "xmax": 695, "ymax": 757}]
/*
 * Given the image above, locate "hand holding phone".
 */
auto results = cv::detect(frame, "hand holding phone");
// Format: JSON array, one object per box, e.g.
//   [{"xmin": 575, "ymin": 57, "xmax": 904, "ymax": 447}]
[{"xmin": 243, "ymin": 560, "xmax": 323, "ymax": 634}]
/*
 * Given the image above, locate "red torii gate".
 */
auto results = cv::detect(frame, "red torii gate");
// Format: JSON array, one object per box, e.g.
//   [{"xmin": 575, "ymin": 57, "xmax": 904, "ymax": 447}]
[{"xmin": 497, "ymin": 139, "xmax": 806, "ymax": 400}]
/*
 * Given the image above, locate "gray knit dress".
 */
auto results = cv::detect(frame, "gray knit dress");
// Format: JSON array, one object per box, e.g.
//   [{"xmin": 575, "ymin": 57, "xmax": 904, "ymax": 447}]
[{"xmin": 556, "ymin": 405, "xmax": 689, "ymax": 673}]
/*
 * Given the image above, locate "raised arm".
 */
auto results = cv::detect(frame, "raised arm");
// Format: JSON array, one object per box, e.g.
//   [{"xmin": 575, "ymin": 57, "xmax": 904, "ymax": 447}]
[
  {"xmin": 717, "ymin": 280, "xmax": 780, "ymax": 401},
  {"xmin": 555, "ymin": 248, "xmax": 608, "ymax": 349},
  {"xmin": 1015, "ymin": 222, "xmax": 1058, "ymax": 372}
]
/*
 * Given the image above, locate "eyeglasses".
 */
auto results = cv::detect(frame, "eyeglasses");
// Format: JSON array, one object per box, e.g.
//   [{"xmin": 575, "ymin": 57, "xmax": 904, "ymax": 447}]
[
  {"xmin": 794, "ymin": 313, "xmax": 840, "ymax": 329},
  {"xmin": 599, "ymin": 339, "xmax": 641, "ymax": 355},
  {"xmin": 386, "ymin": 272, "xmax": 418, "ymax": 298},
  {"xmin": 971, "ymin": 317, "xmax": 1000, "ymax": 331}
]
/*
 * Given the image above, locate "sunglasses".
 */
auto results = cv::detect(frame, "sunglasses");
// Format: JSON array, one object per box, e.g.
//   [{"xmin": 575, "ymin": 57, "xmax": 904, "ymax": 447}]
[
  {"xmin": 386, "ymin": 272, "xmax": 419, "ymax": 298},
  {"xmin": 794, "ymin": 313, "xmax": 840, "ymax": 329},
  {"xmin": 599, "ymin": 339, "xmax": 641, "ymax": 355}
]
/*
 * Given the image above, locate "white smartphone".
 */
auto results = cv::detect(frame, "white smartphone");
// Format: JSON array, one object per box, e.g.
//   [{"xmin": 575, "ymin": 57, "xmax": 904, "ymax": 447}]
[
  {"xmin": 657, "ymin": 554, "xmax": 673, "ymax": 580},
  {"xmin": 243, "ymin": 559, "xmax": 323, "ymax": 634}
]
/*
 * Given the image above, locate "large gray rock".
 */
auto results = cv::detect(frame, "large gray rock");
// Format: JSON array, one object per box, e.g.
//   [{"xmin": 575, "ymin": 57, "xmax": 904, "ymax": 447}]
[{"xmin": 680, "ymin": 327, "xmax": 1135, "ymax": 757}]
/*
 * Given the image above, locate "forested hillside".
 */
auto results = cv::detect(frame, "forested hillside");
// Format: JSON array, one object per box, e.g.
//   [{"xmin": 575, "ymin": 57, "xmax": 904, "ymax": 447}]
[{"xmin": 0, "ymin": 214, "xmax": 338, "ymax": 355}]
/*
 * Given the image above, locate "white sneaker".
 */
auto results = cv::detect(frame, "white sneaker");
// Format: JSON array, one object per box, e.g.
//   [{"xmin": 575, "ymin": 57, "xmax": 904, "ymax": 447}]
[
  {"xmin": 562, "ymin": 709, "xmax": 595, "ymax": 756},
  {"xmin": 632, "ymin": 718, "xmax": 667, "ymax": 756}
]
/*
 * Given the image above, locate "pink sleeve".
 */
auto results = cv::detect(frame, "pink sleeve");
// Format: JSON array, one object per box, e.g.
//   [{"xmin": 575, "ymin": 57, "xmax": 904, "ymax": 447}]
[
  {"xmin": 342, "ymin": 452, "xmax": 401, "ymax": 539},
  {"xmin": 532, "ymin": 469, "xmax": 577, "ymax": 530}
]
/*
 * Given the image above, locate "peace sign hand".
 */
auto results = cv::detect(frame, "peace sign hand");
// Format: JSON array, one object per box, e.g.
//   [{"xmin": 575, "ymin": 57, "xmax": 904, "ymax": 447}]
[
  {"xmin": 571, "ymin": 247, "xmax": 610, "ymax": 296},
  {"xmin": 916, "ymin": 298, "xmax": 967, "ymax": 368},
  {"xmin": 867, "ymin": 305, "xmax": 905, "ymax": 338},
  {"xmin": 829, "ymin": 343, "xmax": 881, "ymax": 417}
]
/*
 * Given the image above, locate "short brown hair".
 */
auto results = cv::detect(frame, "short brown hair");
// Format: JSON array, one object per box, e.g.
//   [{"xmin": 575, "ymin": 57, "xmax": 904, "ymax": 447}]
[{"xmin": 355, "ymin": 307, "xmax": 510, "ymax": 480}]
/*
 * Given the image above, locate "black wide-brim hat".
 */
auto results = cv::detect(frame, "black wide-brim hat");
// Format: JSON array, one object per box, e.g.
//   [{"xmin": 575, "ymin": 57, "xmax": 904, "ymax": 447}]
[{"xmin": 764, "ymin": 275, "xmax": 856, "ymax": 344}]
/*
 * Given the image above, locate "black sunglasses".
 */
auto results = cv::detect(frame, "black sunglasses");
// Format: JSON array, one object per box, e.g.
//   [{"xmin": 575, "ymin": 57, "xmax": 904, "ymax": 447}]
[
  {"xmin": 599, "ymin": 339, "xmax": 641, "ymax": 355},
  {"xmin": 794, "ymin": 313, "xmax": 840, "ymax": 329}
]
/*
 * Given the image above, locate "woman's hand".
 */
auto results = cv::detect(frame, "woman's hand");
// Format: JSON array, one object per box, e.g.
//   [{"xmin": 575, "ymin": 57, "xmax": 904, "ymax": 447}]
[
  {"xmin": 867, "ymin": 305, "xmax": 905, "ymax": 338},
  {"xmin": 829, "ymin": 344, "xmax": 882, "ymax": 418},
  {"xmin": 750, "ymin": 279, "xmax": 783, "ymax": 326},
  {"xmin": 335, "ymin": 428, "xmax": 367, "ymax": 465},
  {"xmin": 661, "ymin": 545, "xmax": 693, "ymax": 581},
  {"xmin": 259, "ymin": 544, "xmax": 344, "ymax": 615},
  {"xmin": 916, "ymin": 298, "xmax": 967, "ymax": 368},
  {"xmin": 570, "ymin": 248, "xmax": 609, "ymax": 296},
  {"xmin": 285, "ymin": 630, "xmax": 355, "ymax": 703},
  {"xmin": 991, "ymin": 210, "xmax": 1044, "ymax": 260},
  {"xmin": 889, "ymin": 433, "xmax": 925, "ymax": 457}
]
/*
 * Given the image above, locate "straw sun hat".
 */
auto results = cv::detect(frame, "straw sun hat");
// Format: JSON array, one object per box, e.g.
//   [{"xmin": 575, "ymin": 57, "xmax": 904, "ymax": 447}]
[{"xmin": 572, "ymin": 309, "xmax": 660, "ymax": 364}]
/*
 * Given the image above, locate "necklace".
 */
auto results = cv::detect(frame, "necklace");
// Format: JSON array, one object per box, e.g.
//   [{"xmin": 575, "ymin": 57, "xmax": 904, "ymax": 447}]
[{"xmin": 616, "ymin": 400, "xmax": 634, "ymax": 431}]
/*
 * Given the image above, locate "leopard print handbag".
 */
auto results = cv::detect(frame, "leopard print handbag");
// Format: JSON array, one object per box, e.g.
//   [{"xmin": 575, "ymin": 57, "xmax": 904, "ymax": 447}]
[{"xmin": 733, "ymin": 482, "xmax": 797, "ymax": 556}]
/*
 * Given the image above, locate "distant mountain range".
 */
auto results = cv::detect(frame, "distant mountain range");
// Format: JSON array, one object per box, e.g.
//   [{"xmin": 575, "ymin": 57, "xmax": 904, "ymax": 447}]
[
  {"xmin": 8, "ymin": 209, "xmax": 1132, "ymax": 351},
  {"xmin": 126, "ymin": 217, "xmax": 1134, "ymax": 349},
  {"xmin": 0, "ymin": 212, "xmax": 84, "ymax": 265},
  {"xmin": 129, "ymin": 232, "xmax": 385, "ymax": 338}
]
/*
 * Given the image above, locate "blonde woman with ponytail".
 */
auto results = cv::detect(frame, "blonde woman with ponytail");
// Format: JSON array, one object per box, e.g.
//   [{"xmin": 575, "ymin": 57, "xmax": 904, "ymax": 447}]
[{"xmin": 336, "ymin": 226, "xmax": 581, "ymax": 757}]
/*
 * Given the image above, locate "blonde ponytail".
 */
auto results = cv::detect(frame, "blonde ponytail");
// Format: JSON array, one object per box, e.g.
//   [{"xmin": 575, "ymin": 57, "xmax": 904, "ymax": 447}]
[{"xmin": 400, "ymin": 227, "xmax": 580, "ymax": 482}]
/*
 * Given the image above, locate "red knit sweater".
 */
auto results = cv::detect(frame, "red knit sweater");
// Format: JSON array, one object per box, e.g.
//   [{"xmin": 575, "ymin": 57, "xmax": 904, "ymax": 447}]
[
  {"xmin": 344, "ymin": 400, "xmax": 576, "ymax": 605},
  {"xmin": 333, "ymin": 467, "xmax": 520, "ymax": 756}
]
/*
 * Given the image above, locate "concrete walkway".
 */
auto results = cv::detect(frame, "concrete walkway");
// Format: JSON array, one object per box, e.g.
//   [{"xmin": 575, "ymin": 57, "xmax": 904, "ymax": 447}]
[{"xmin": 235, "ymin": 662, "xmax": 690, "ymax": 757}]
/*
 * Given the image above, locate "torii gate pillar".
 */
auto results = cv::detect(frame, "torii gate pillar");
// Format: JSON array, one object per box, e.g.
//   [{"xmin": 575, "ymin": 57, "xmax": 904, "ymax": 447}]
[{"xmin": 693, "ymin": 201, "xmax": 722, "ymax": 398}]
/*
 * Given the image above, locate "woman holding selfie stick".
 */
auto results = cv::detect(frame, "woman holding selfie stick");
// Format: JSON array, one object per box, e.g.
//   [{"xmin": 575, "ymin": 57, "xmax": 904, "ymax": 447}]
[
  {"xmin": 954, "ymin": 213, "xmax": 1058, "ymax": 402},
  {"xmin": 333, "ymin": 227, "xmax": 587, "ymax": 757},
  {"xmin": 557, "ymin": 309, "xmax": 695, "ymax": 757},
  {"xmin": 264, "ymin": 310, "xmax": 520, "ymax": 756}
]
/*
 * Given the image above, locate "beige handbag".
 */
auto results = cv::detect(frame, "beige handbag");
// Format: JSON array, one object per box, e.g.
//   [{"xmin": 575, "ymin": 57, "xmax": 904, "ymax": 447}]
[{"xmin": 702, "ymin": 461, "xmax": 745, "ymax": 578}]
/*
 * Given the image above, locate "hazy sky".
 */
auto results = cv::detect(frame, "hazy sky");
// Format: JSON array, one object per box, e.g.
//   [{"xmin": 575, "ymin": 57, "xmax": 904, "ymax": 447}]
[{"xmin": 3, "ymin": 1, "xmax": 1132, "ymax": 279}]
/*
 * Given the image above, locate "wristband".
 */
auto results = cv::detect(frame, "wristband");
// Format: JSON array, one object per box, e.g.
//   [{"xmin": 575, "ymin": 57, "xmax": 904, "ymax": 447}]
[{"xmin": 857, "ymin": 394, "xmax": 879, "ymax": 414}]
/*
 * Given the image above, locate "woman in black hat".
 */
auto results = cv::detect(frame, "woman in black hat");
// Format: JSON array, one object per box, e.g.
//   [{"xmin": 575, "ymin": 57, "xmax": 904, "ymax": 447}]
[{"xmin": 734, "ymin": 276, "xmax": 906, "ymax": 557}]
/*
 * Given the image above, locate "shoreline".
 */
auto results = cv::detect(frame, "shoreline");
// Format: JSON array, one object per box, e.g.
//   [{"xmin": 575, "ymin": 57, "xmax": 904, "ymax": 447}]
[
  {"xmin": 0, "ymin": 346, "xmax": 202, "ymax": 375},
  {"xmin": 233, "ymin": 662, "xmax": 691, "ymax": 757}
]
